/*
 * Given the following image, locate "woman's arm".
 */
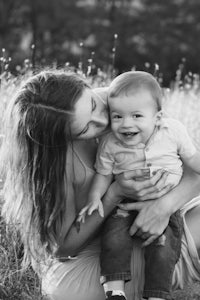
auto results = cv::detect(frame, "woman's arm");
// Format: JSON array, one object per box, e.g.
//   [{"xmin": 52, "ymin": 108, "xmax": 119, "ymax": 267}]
[
  {"xmin": 78, "ymin": 173, "xmax": 113, "ymax": 220},
  {"xmin": 55, "ymin": 169, "xmax": 171, "ymax": 257},
  {"xmin": 56, "ymin": 165, "xmax": 200, "ymax": 257},
  {"xmin": 55, "ymin": 168, "xmax": 170, "ymax": 257},
  {"xmin": 55, "ymin": 181, "xmax": 122, "ymax": 258},
  {"xmin": 118, "ymin": 166, "xmax": 200, "ymax": 246}
]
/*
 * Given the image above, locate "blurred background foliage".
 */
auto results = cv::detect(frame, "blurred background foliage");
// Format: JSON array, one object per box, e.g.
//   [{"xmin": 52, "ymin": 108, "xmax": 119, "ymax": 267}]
[{"xmin": 0, "ymin": 0, "xmax": 200, "ymax": 85}]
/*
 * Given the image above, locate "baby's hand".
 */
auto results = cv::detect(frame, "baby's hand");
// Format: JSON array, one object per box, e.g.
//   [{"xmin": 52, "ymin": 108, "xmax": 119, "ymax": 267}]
[
  {"xmin": 88, "ymin": 199, "xmax": 104, "ymax": 217},
  {"xmin": 77, "ymin": 199, "xmax": 104, "ymax": 223}
]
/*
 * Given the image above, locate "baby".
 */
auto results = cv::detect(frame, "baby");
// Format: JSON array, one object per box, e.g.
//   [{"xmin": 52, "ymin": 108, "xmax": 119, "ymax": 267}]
[{"xmin": 79, "ymin": 71, "xmax": 200, "ymax": 300}]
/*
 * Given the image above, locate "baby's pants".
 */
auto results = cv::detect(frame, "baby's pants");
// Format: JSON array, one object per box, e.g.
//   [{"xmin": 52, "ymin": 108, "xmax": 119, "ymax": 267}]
[{"xmin": 100, "ymin": 209, "xmax": 183, "ymax": 300}]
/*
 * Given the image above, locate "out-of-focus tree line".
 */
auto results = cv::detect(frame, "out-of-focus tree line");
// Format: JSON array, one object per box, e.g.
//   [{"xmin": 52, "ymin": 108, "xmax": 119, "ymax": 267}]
[{"xmin": 0, "ymin": 0, "xmax": 200, "ymax": 85}]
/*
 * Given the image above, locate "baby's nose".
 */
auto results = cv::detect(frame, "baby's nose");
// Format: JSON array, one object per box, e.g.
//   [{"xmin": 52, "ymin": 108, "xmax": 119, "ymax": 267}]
[{"xmin": 122, "ymin": 117, "xmax": 134, "ymax": 127}]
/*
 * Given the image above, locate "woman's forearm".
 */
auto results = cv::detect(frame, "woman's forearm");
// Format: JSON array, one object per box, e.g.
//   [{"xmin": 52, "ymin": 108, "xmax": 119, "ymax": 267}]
[
  {"xmin": 55, "ymin": 182, "xmax": 121, "ymax": 257},
  {"xmin": 162, "ymin": 166, "xmax": 200, "ymax": 215}
]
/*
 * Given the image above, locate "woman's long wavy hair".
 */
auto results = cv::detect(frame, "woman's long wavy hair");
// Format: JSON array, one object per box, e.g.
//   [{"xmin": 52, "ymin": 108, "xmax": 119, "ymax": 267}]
[{"xmin": 0, "ymin": 70, "xmax": 89, "ymax": 266}]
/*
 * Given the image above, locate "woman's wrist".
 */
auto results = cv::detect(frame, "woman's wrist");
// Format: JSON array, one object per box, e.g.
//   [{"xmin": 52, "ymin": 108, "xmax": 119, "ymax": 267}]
[{"xmin": 158, "ymin": 195, "xmax": 175, "ymax": 216}]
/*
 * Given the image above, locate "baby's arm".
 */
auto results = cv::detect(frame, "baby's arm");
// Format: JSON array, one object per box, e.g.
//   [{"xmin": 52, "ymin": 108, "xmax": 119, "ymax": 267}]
[
  {"xmin": 78, "ymin": 172, "xmax": 113, "ymax": 221},
  {"xmin": 78, "ymin": 133, "xmax": 115, "ymax": 221},
  {"xmin": 183, "ymin": 151, "xmax": 200, "ymax": 174}
]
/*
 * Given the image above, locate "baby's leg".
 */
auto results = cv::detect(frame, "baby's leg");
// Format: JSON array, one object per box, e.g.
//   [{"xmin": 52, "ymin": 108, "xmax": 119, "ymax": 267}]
[
  {"xmin": 100, "ymin": 208, "xmax": 138, "ymax": 299},
  {"xmin": 143, "ymin": 210, "xmax": 183, "ymax": 300}
]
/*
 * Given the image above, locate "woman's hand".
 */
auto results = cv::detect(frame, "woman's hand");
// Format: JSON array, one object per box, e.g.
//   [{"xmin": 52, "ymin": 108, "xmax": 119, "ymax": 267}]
[
  {"xmin": 118, "ymin": 198, "xmax": 171, "ymax": 247},
  {"xmin": 115, "ymin": 168, "xmax": 173, "ymax": 201},
  {"xmin": 116, "ymin": 166, "xmax": 200, "ymax": 247}
]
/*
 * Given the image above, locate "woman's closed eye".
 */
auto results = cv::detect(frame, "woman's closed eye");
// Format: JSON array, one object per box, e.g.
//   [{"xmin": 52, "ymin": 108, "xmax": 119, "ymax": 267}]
[{"xmin": 76, "ymin": 124, "xmax": 89, "ymax": 137}]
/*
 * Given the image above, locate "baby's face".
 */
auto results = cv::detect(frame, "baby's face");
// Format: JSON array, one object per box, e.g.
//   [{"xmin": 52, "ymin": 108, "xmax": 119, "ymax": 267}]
[{"xmin": 109, "ymin": 89, "xmax": 159, "ymax": 147}]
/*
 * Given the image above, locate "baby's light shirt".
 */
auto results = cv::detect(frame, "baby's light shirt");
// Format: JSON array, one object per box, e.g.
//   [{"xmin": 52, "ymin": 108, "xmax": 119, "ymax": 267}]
[{"xmin": 95, "ymin": 118, "xmax": 196, "ymax": 186}]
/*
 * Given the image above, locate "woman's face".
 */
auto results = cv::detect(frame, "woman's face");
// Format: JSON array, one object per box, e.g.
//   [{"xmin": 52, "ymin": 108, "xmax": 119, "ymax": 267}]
[{"xmin": 70, "ymin": 88, "xmax": 109, "ymax": 139}]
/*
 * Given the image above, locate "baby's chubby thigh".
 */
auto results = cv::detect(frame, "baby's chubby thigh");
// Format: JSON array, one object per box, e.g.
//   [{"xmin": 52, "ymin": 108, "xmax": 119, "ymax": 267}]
[{"xmin": 41, "ymin": 240, "xmax": 105, "ymax": 300}]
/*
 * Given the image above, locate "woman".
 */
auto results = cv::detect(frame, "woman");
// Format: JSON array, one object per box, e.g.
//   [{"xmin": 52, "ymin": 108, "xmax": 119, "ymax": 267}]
[{"xmin": 1, "ymin": 70, "xmax": 200, "ymax": 300}]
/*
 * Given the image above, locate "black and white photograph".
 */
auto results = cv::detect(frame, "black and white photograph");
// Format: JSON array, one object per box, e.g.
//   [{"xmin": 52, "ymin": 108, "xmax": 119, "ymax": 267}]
[{"xmin": 0, "ymin": 1, "xmax": 200, "ymax": 299}]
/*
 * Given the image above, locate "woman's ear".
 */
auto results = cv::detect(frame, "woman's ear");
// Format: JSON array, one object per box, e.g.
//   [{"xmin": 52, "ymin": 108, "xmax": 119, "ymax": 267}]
[{"xmin": 155, "ymin": 110, "xmax": 163, "ymax": 127}]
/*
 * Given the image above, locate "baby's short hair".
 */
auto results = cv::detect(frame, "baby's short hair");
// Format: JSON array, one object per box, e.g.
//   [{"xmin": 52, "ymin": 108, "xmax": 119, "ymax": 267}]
[{"xmin": 109, "ymin": 71, "xmax": 162, "ymax": 111}]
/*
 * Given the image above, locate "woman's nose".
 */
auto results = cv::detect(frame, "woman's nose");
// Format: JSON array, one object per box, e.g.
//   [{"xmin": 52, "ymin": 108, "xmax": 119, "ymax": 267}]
[{"xmin": 92, "ymin": 111, "xmax": 108, "ymax": 127}]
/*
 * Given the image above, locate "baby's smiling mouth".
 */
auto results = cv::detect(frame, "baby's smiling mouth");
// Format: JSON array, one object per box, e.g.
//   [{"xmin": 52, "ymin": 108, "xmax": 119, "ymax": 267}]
[{"xmin": 121, "ymin": 132, "xmax": 139, "ymax": 137}]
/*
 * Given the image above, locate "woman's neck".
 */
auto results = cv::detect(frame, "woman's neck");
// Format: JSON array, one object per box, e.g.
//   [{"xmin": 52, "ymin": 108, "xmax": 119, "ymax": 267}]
[{"xmin": 73, "ymin": 139, "xmax": 98, "ymax": 169}]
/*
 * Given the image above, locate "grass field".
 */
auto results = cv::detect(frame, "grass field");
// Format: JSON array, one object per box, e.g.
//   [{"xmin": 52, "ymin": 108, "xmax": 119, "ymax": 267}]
[{"xmin": 0, "ymin": 67, "xmax": 200, "ymax": 299}]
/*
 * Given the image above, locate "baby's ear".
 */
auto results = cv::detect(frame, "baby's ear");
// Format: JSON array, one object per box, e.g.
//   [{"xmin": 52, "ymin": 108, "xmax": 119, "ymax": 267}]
[{"xmin": 155, "ymin": 110, "xmax": 163, "ymax": 127}]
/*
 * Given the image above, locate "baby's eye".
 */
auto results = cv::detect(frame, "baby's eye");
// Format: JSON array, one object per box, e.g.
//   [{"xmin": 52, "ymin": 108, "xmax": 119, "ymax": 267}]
[
  {"xmin": 112, "ymin": 114, "xmax": 122, "ymax": 119},
  {"xmin": 133, "ymin": 114, "xmax": 143, "ymax": 118}
]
